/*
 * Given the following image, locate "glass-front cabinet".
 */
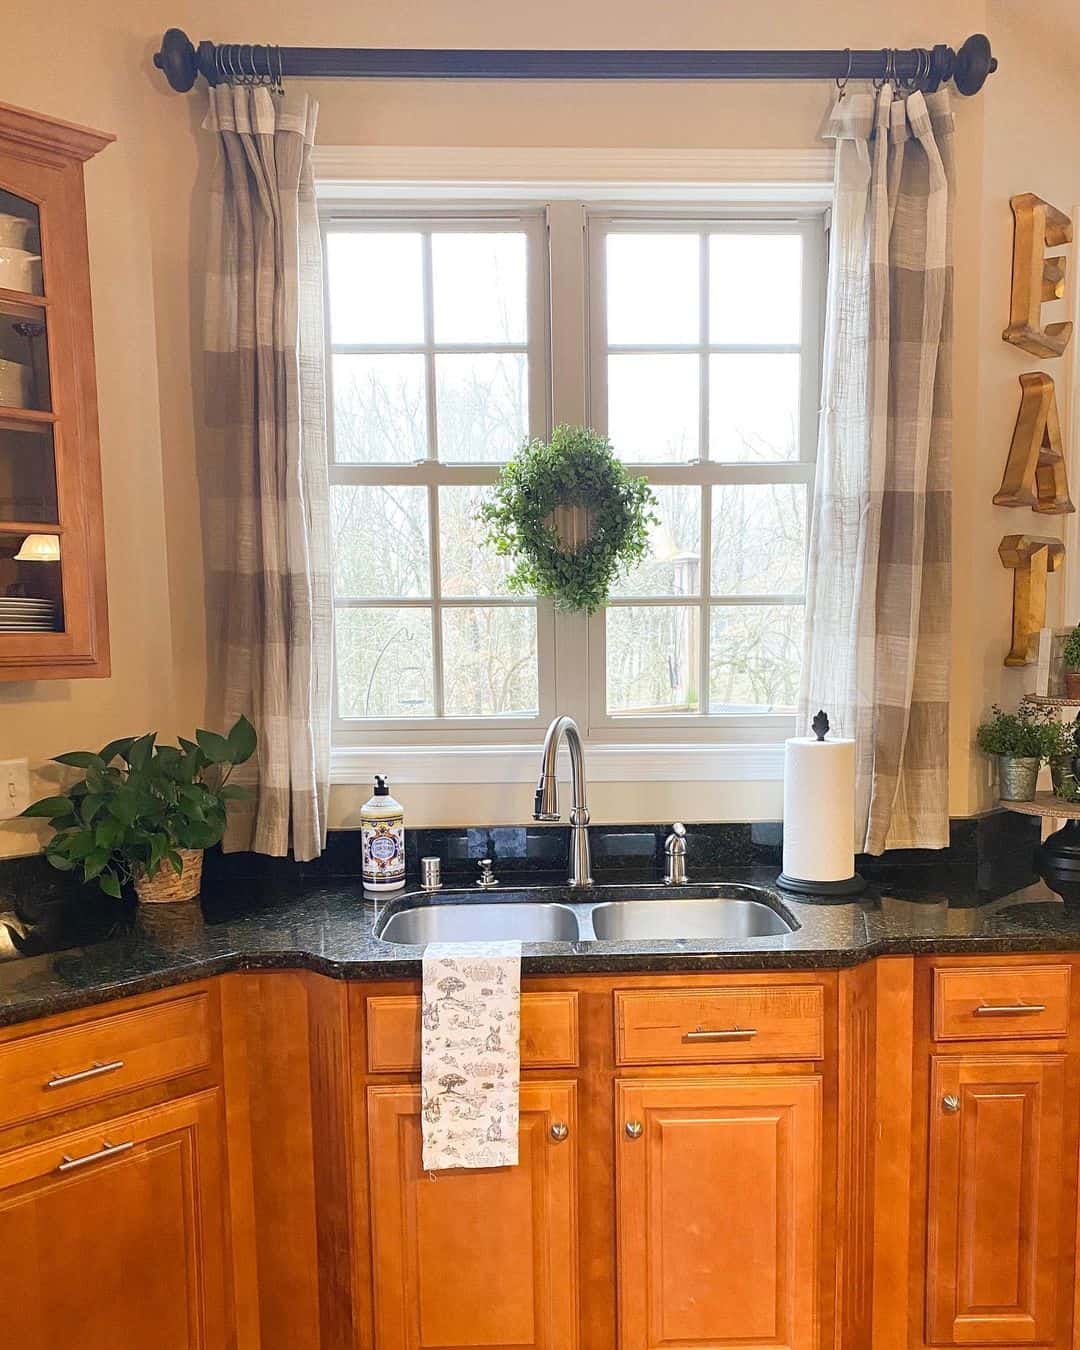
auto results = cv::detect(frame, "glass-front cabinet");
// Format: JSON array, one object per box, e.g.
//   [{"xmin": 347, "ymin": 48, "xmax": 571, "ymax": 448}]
[{"xmin": 0, "ymin": 101, "xmax": 112, "ymax": 680}]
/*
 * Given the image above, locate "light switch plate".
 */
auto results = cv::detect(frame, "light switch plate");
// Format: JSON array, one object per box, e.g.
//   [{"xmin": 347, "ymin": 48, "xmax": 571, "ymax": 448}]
[{"xmin": 0, "ymin": 759, "xmax": 30, "ymax": 819}]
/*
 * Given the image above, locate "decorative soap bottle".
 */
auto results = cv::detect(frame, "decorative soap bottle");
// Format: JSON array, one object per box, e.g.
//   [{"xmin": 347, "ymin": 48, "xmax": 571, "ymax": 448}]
[{"xmin": 361, "ymin": 775, "xmax": 406, "ymax": 891}]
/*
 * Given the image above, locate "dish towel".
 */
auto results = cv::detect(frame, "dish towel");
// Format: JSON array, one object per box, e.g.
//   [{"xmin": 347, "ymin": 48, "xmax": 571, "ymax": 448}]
[{"xmin": 420, "ymin": 941, "xmax": 522, "ymax": 1171}]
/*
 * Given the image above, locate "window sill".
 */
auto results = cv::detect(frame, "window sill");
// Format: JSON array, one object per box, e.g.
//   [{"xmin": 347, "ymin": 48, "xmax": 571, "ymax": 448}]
[{"xmin": 331, "ymin": 741, "xmax": 784, "ymax": 786}]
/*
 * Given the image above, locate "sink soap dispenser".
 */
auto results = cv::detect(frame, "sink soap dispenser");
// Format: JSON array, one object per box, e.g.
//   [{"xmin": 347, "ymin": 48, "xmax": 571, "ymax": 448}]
[{"xmin": 361, "ymin": 775, "xmax": 406, "ymax": 891}]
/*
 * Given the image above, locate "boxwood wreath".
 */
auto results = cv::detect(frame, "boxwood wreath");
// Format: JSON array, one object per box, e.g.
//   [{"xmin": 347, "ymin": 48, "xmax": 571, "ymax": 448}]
[{"xmin": 478, "ymin": 425, "xmax": 658, "ymax": 613}]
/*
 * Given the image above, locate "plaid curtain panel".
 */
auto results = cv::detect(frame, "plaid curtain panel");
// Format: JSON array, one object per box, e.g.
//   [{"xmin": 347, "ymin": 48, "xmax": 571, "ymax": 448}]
[
  {"xmin": 202, "ymin": 87, "xmax": 331, "ymax": 859},
  {"xmin": 800, "ymin": 86, "xmax": 953, "ymax": 853}
]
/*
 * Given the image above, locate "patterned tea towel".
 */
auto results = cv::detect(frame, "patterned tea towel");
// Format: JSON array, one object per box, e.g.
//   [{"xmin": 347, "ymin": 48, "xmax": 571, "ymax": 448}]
[{"xmin": 420, "ymin": 941, "xmax": 522, "ymax": 1171}]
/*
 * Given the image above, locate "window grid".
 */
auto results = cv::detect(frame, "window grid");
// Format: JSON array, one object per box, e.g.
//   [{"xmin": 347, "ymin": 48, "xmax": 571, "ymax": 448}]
[
  {"xmin": 585, "ymin": 213, "xmax": 823, "ymax": 727},
  {"xmin": 324, "ymin": 212, "xmax": 554, "ymax": 736},
  {"xmin": 323, "ymin": 202, "xmax": 825, "ymax": 747}
]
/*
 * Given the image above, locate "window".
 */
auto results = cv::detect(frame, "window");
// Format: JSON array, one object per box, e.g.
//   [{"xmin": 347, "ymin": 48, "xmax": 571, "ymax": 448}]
[
  {"xmin": 323, "ymin": 200, "xmax": 824, "ymax": 752},
  {"xmin": 325, "ymin": 214, "xmax": 555, "ymax": 743},
  {"xmin": 586, "ymin": 217, "xmax": 822, "ymax": 733}
]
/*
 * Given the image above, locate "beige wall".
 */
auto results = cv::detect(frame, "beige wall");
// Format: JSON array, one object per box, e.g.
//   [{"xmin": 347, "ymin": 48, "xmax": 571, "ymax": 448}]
[{"xmin": 2, "ymin": 0, "xmax": 1079, "ymax": 849}]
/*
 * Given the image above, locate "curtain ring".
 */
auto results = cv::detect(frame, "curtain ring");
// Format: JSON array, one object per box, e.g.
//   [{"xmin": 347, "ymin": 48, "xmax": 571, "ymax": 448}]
[
  {"xmin": 243, "ymin": 44, "xmax": 258, "ymax": 86},
  {"xmin": 835, "ymin": 48, "xmax": 852, "ymax": 96},
  {"xmin": 872, "ymin": 47, "xmax": 888, "ymax": 90},
  {"xmin": 221, "ymin": 45, "xmax": 237, "ymax": 85},
  {"xmin": 273, "ymin": 44, "xmax": 285, "ymax": 94}
]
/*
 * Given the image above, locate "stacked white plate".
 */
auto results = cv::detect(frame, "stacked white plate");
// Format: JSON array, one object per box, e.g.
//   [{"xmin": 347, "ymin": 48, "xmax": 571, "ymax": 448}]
[{"xmin": 0, "ymin": 597, "xmax": 57, "ymax": 630}]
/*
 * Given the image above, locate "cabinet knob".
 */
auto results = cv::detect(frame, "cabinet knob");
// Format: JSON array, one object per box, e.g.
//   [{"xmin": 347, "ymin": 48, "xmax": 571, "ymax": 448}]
[
  {"xmin": 625, "ymin": 1120, "xmax": 644, "ymax": 1139},
  {"xmin": 549, "ymin": 1122, "xmax": 569, "ymax": 1142},
  {"xmin": 942, "ymin": 1093, "xmax": 961, "ymax": 1114}
]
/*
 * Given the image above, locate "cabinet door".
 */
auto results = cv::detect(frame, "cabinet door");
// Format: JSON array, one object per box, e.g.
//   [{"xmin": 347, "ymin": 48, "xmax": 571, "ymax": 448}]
[
  {"xmin": 0, "ymin": 1090, "xmax": 229, "ymax": 1349},
  {"xmin": 616, "ymin": 1075, "xmax": 821, "ymax": 1350},
  {"xmin": 368, "ymin": 1081, "xmax": 578, "ymax": 1350},
  {"xmin": 926, "ymin": 1054, "xmax": 1067, "ymax": 1345},
  {"xmin": 0, "ymin": 107, "xmax": 111, "ymax": 680}
]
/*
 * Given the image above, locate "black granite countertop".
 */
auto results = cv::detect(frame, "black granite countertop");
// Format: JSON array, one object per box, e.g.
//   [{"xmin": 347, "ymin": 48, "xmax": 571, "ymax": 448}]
[{"xmin": 3, "ymin": 863, "xmax": 1080, "ymax": 1028}]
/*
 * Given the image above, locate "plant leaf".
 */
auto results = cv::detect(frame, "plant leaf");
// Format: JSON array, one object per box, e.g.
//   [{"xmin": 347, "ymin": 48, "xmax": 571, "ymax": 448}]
[
  {"xmin": 226, "ymin": 715, "xmax": 258, "ymax": 765},
  {"xmin": 20, "ymin": 796, "xmax": 73, "ymax": 819},
  {"xmin": 127, "ymin": 732, "xmax": 157, "ymax": 773},
  {"xmin": 53, "ymin": 751, "xmax": 106, "ymax": 771},
  {"xmin": 83, "ymin": 848, "xmax": 110, "ymax": 880},
  {"xmin": 99, "ymin": 871, "xmax": 123, "ymax": 899},
  {"xmin": 195, "ymin": 728, "xmax": 232, "ymax": 764},
  {"xmin": 98, "ymin": 736, "xmax": 136, "ymax": 765},
  {"xmin": 219, "ymin": 784, "xmax": 255, "ymax": 801},
  {"xmin": 80, "ymin": 793, "xmax": 106, "ymax": 826}
]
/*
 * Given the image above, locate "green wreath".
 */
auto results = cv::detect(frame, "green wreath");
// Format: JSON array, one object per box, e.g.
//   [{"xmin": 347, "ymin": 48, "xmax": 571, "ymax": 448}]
[{"xmin": 478, "ymin": 425, "xmax": 658, "ymax": 613}]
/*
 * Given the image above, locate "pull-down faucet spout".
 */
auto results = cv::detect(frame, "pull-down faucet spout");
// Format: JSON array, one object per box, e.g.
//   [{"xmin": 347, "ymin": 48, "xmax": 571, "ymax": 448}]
[{"xmin": 533, "ymin": 715, "xmax": 593, "ymax": 888}]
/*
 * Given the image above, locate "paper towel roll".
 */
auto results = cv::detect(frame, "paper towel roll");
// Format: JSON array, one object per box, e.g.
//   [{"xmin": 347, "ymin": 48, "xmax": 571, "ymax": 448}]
[{"xmin": 782, "ymin": 734, "xmax": 856, "ymax": 884}]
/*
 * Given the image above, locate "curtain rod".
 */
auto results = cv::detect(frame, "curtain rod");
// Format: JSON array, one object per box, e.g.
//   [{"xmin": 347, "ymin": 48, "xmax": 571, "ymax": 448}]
[{"xmin": 153, "ymin": 29, "xmax": 997, "ymax": 96}]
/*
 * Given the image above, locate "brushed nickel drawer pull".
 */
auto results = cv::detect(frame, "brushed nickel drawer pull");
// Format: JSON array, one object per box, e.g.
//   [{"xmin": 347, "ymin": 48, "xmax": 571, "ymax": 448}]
[
  {"xmin": 45, "ymin": 1059, "xmax": 125, "ymax": 1090},
  {"xmin": 683, "ymin": 1026, "xmax": 758, "ymax": 1042},
  {"xmin": 549, "ymin": 1122, "xmax": 569, "ymax": 1142},
  {"xmin": 973, "ymin": 1003, "xmax": 1047, "ymax": 1016},
  {"xmin": 942, "ymin": 1094, "xmax": 961, "ymax": 1114},
  {"xmin": 625, "ymin": 1120, "xmax": 644, "ymax": 1139},
  {"xmin": 56, "ymin": 1139, "xmax": 134, "ymax": 1173}
]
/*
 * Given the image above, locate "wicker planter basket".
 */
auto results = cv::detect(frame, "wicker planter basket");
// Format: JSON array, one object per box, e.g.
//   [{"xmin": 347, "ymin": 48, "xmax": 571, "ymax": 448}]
[{"xmin": 133, "ymin": 847, "xmax": 204, "ymax": 904}]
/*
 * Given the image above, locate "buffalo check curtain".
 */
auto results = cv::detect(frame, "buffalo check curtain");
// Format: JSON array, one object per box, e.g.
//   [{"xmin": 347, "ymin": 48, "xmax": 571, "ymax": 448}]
[
  {"xmin": 800, "ymin": 86, "xmax": 954, "ymax": 852},
  {"xmin": 203, "ymin": 87, "xmax": 331, "ymax": 859}
]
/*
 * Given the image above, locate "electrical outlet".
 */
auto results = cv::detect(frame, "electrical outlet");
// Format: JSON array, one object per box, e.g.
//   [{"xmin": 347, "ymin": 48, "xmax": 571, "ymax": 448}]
[{"xmin": 0, "ymin": 759, "xmax": 30, "ymax": 820}]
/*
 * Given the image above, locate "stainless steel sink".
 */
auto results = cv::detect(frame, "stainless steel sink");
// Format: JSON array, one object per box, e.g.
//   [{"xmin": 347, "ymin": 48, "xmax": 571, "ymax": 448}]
[
  {"xmin": 377, "ymin": 901, "xmax": 581, "ymax": 945},
  {"xmin": 590, "ymin": 895, "xmax": 794, "ymax": 941}
]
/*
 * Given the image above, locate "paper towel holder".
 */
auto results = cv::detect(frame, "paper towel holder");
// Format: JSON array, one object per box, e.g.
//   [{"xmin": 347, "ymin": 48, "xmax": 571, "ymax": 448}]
[{"xmin": 776, "ymin": 709, "xmax": 867, "ymax": 898}]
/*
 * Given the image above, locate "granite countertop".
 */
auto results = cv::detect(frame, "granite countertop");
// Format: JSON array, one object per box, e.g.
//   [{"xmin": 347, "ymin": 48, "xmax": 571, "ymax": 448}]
[{"xmin": 2, "ymin": 864, "xmax": 1080, "ymax": 1028}]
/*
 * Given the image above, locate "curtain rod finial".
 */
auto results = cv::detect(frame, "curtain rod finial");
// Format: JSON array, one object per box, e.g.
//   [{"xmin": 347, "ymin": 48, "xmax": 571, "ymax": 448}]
[
  {"xmin": 954, "ymin": 33, "xmax": 996, "ymax": 96},
  {"xmin": 154, "ymin": 28, "xmax": 198, "ymax": 92}
]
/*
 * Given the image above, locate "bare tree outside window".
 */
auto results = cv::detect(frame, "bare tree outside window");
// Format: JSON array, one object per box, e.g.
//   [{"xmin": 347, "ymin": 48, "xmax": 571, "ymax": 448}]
[{"xmin": 323, "ymin": 206, "xmax": 822, "ymax": 747}]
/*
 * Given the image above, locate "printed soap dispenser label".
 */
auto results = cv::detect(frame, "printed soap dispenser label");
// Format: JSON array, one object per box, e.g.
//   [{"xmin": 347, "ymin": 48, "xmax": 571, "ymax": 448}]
[{"xmin": 363, "ymin": 817, "xmax": 404, "ymax": 886}]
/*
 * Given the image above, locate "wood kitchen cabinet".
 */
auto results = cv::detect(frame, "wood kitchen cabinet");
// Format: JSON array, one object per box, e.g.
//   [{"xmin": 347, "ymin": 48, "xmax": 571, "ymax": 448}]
[
  {"xmin": 367, "ymin": 1080, "xmax": 579, "ymax": 1350},
  {"xmin": 0, "ymin": 1090, "xmax": 230, "ymax": 1349},
  {"xmin": 616, "ymin": 1075, "xmax": 822, "ymax": 1350},
  {"xmin": 925, "ymin": 1054, "xmax": 1069, "ymax": 1346},
  {"xmin": 0, "ymin": 101, "xmax": 112, "ymax": 680}
]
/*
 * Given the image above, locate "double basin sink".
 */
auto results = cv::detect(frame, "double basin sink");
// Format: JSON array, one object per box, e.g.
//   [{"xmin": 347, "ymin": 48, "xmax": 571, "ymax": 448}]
[{"xmin": 375, "ymin": 882, "xmax": 797, "ymax": 946}]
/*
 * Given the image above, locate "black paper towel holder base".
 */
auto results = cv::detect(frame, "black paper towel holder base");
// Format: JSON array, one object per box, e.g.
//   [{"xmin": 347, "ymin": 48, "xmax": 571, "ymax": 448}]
[{"xmin": 775, "ymin": 872, "xmax": 867, "ymax": 897}]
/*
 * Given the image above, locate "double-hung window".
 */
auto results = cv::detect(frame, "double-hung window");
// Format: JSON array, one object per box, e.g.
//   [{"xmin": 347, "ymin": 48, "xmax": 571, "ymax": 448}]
[{"xmin": 323, "ymin": 198, "xmax": 824, "ymax": 757}]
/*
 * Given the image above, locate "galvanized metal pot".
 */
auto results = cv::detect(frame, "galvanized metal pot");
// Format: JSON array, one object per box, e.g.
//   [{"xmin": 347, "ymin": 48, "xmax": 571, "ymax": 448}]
[{"xmin": 998, "ymin": 755, "xmax": 1040, "ymax": 802}]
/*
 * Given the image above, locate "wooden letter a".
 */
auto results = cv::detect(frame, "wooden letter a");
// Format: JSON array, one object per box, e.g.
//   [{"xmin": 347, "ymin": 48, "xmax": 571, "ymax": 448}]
[{"xmin": 993, "ymin": 372, "xmax": 1075, "ymax": 514}]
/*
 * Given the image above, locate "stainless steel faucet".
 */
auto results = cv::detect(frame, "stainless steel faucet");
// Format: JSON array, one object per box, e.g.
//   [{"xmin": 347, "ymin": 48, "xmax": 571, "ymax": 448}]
[{"xmin": 533, "ymin": 715, "xmax": 593, "ymax": 888}]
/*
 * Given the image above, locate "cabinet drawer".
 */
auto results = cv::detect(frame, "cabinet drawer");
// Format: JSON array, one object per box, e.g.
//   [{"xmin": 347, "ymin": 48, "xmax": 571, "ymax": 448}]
[
  {"xmin": 0, "ymin": 992, "xmax": 213, "ymax": 1130},
  {"xmin": 933, "ymin": 965, "xmax": 1070, "ymax": 1041},
  {"xmin": 615, "ymin": 985, "xmax": 824, "ymax": 1065},
  {"xmin": 367, "ymin": 990, "xmax": 579, "ymax": 1073}
]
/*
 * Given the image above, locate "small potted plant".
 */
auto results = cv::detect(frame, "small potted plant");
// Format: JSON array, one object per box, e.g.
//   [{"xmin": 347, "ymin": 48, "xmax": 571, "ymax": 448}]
[
  {"xmin": 1063, "ymin": 625, "xmax": 1080, "ymax": 699},
  {"xmin": 1046, "ymin": 712, "xmax": 1080, "ymax": 797},
  {"xmin": 976, "ymin": 704, "xmax": 1058, "ymax": 801},
  {"xmin": 21, "ymin": 717, "xmax": 256, "ymax": 902}
]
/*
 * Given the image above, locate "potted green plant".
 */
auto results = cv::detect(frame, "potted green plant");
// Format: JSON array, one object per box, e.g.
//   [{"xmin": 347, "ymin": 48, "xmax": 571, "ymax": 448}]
[
  {"xmin": 975, "ymin": 704, "xmax": 1056, "ymax": 801},
  {"xmin": 478, "ymin": 425, "xmax": 658, "ymax": 613},
  {"xmin": 1063, "ymin": 625, "xmax": 1080, "ymax": 699},
  {"xmin": 1045, "ymin": 712, "xmax": 1080, "ymax": 797},
  {"xmin": 20, "ymin": 716, "xmax": 256, "ymax": 903}
]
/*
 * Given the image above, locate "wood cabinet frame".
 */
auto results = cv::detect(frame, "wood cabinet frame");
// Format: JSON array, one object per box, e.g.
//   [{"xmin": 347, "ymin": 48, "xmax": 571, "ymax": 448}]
[{"xmin": 0, "ymin": 101, "xmax": 112, "ymax": 680}]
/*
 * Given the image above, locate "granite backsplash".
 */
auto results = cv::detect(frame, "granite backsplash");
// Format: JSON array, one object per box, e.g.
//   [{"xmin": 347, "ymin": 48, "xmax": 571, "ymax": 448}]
[{"xmin": 1, "ymin": 810, "xmax": 1038, "ymax": 909}]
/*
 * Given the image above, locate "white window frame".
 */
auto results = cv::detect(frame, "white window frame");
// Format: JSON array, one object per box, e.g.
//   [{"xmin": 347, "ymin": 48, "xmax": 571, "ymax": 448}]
[
  {"xmin": 584, "ymin": 210, "xmax": 826, "ymax": 744},
  {"xmin": 324, "ymin": 208, "xmax": 557, "ymax": 746},
  {"xmin": 317, "ymin": 153, "xmax": 831, "ymax": 781}
]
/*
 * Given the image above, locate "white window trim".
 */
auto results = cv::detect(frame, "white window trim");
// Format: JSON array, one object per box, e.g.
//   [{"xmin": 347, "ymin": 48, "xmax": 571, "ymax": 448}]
[{"xmin": 317, "ymin": 147, "xmax": 831, "ymax": 784}]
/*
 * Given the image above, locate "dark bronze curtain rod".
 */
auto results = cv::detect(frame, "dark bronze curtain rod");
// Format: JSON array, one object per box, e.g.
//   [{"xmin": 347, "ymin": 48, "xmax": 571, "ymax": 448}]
[{"xmin": 154, "ymin": 28, "xmax": 996, "ymax": 96}]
